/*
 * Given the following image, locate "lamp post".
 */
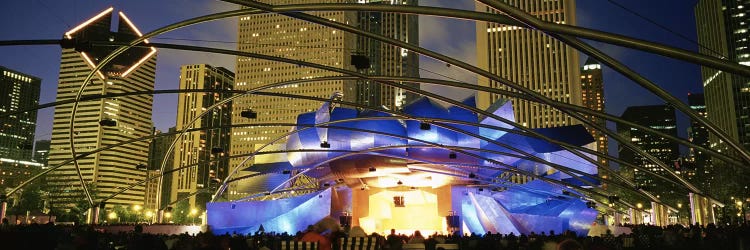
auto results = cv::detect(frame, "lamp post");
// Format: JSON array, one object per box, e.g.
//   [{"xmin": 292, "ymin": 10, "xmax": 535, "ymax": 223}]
[
  {"xmin": 737, "ymin": 201, "xmax": 745, "ymax": 224},
  {"xmin": 677, "ymin": 203, "xmax": 683, "ymax": 225},
  {"xmin": 133, "ymin": 204, "xmax": 142, "ymax": 223}
]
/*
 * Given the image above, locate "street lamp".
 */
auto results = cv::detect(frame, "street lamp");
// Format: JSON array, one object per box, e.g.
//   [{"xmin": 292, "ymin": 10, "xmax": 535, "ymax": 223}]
[
  {"xmin": 636, "ymin": 203, "xmax": 643, "ymax": 209},
  {"xmin": 145, "ymin": 210, "xmax": 154, "ymax": 224},
  {"xmin": 190, "ymin": 208, "xmax": 198, "ymax": 224}
]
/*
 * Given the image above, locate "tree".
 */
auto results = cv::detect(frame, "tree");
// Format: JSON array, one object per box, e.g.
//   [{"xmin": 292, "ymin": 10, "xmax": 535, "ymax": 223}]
[{"xmin": 172, "ymin": 200, "xmax": 190, "ymax": 224}]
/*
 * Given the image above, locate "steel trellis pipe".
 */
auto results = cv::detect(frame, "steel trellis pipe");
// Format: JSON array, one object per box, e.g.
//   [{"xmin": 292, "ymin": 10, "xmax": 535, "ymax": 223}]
[
  {"xmin": 219, "ymin": 2, "xmax": 674, "ymax": 202},
  {"xmin": 478, "ymin": 0, "xmax": 746, "ymax": 191},
  {"xmin": 221, "ymin": 1, "xmax": 705, "ymax": 200}
]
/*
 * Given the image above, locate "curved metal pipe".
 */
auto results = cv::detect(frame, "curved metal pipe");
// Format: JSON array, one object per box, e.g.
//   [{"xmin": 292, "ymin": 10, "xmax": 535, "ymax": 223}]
[
  {"xmin": 220, "ymin": 1, "xmax": 704, "ymax": 200},
  {"xmin": 13, "ymin": 3, "xmax": 724, "ymax": 209},
  {"xmin": 1, "ymin": 73, "xmax": 740, "ymax": 168},
  {"xmin": 478, "ymin": 0, "xmax": 742, "ymax": 193}
]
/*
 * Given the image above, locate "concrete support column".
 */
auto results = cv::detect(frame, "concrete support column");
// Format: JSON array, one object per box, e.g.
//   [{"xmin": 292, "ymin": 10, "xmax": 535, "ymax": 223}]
[{"xmin": 157, "ymin": 209, "xmax": 164, "ymax": 224}]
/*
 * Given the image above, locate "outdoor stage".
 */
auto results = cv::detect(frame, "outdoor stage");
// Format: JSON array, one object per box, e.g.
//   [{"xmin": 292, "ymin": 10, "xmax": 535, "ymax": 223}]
[{"xmin": 206, "ymin": 97, "xmax": 600, "ymax": 236}]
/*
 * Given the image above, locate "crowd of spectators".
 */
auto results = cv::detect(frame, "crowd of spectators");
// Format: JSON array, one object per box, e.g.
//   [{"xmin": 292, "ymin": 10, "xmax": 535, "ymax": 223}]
[{"xmin": 0, "ymin": 220, "xmax": 749, "ymax": 250}]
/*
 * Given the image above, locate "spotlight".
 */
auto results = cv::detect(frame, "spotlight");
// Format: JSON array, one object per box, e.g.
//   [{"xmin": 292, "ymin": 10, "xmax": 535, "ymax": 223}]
[
  {"xmin": 350, "ymin": 54, "xmax": 371, "ymax": 70},
  {"xmin": 211, "ymin": 147, "xmax": 224, "ymax": 154},
  {"xmin": 393, "ymin": 196, "xmax": 405, "ymax": 207},
  {"xmin": 368, "ymin": 167, "xmax": 376, "ymax": 172},
  {"xmin": 608, "ymin": 195, "xmax": 620, "ymax": 204},
  {"xmin": 586, "ymin": 201, "xmax": 596, "ymax": 208},
  {"xmin": 320, "ymin": 141, "xmax": 331, "ymax": 148},
  {"xmin": 240, "ymin": 110, "xmax": 257, "ymax": 119},
  {"xmin": 419, "ymin": 122, "xmax": 431, "ymax": 130},
  {"xmin": 397, "ymin": 180, "xmax": 403, "ymax": 185},
  {"xmin": 449, "ymin": 152, "xmax": 457, "ymax": 159},
  {"xmin": 468, "ymin": 173, "xmax": 477, "ymax": 179},
  {"xmin": 99, "ymin": 119, "xmax": 117, "ymax": 127}
]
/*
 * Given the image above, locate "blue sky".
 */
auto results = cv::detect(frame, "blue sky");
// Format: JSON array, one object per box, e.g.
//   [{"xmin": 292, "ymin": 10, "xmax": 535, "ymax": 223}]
[{"xmin": 0, "ymin": 0, "xmax": 703, "ymax": 158}]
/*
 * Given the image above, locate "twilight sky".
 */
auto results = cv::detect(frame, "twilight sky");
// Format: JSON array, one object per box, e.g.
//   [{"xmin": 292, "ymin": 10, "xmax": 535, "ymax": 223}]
[{"xmin": 0, "ymin": 0, "xmax": 702, "ymax": 158}]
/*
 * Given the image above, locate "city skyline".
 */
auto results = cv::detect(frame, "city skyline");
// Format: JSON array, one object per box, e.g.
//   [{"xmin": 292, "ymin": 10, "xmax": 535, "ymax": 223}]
[{"xmin": 0, "ymin": 0, "xmax": 704, "ymax": 155}]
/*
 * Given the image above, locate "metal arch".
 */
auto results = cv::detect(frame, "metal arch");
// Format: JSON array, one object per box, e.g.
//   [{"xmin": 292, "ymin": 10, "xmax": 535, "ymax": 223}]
[
  {"xmin": 220, "ymin": 1, "xmax": 706, "ymax": 198},
  {"xmin": 240, "ymin": 3, "xmax": 749, "ymax": 78},
  {"xmin": 36, "ymin": 2, "xmax": 713, "ymax": 206},
  {"xmin": 4, "ymin": 81, "xmax": 637, "ymax": 201},
  {"xmin": 63, "ymin": 8, "xmax": 266, "ymax": 210},
  {"xmin": 1, "ymin": 48, "xmax": 688, "ymax": 205},
  {"xmin": 478, "ymin": 0, "xmax": 731, "ymax": 195},
  {"xmin": 0, "ymin": 71, "xmax": 741, "ymax": 168},
  {"xmin": 93, "ymin": 41, "xmax": 738, "ymax": 176},
  {"xmin": 251, "ymin": 144, "xmax": 625, "ymax": 208},
  {"xmin": 55, "ymin": 39, "xmax": 684, "ymax": 203},
  {"xmin": 13, "ymin": 87, "xmax": 656, "ymax": 210},
  {"xmin": 11, "ymin": 3, "xmax": 736, "ymax": 209},
  {"xmin": 229, "ymin": 1, "xmax": 750, "ymax": 168}
]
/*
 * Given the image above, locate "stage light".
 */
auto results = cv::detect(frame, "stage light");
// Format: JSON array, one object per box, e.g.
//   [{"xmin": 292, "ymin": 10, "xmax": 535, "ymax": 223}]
[
  {"xmin": 240, "ymin": 110, "xmax": 257, "ymax": 119},
  {"xmin": 420, "ymin": 122, "xmax": 431, "ymax": 130},
  {"xmin": 368, "ymin": 167, "xmax": 376, "ymax": 172},
  {"xmin": 449, "ymin": 152, "xmax": 457, "ymax": 159},
  {"xmin": 320, "ymin": 141, "xmax": 331, "ymax": 148}
]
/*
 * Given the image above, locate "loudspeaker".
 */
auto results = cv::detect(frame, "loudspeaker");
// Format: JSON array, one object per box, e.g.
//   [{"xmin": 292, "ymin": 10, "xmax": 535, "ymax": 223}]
[
  {"xmin": 446, "ymin": 215, "xmax": 460, "ymax": 228},
  {"xmin": 393, "ymin": 196, "xmax": 405, "ymax": 207}
]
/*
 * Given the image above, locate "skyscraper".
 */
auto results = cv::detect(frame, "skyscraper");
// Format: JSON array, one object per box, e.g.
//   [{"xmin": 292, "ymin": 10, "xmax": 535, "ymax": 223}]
[
  {"xmin": 145, "ymin": 127, "xmax": 176, "ymax": 211},
  {"xmin": 46, "ymin": 7, "xmax": 157, "ymax": 209},
  {"xmin": 33, "ymin": 140, "xmax": 51, "ymax": 166},
  {"xmin": 476, "ymin": 0, "xmax": 581, "ymax": 128},
  {"xmin": 231, "ymin": 0, "xmax": 356, "ymax": 175},
  {"xmin": 170, "ymin": 64, "xmax": 233, "ymax": 210},
  {"xmin": 351, "ymin": 0, "xmax": 419, "ymax": 110},
  {"xmin": 687, "ymin": 93, "xmax": 712, "ymax": 190},
  {"xmin": 0, "ymin": 66, "xmax": 41, "ymax": 161},
  {"xmin": 618, "ymin": 105, "xmax": 679, "ymax": 191},
  {"xmin": 580, "ymin": 57, "xmax": 607, "ymax": 168},
  {"xmin": 695, "ymin": 0, "xmax": 750, "ymax": 198},
  {"xmin": 231, "ymin": 0, "xmax": 418, "ymax": 184}
]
